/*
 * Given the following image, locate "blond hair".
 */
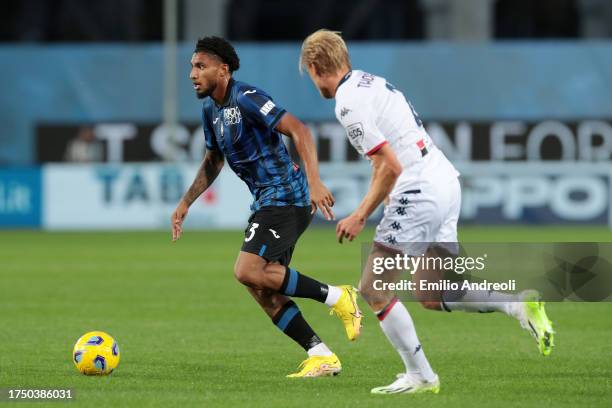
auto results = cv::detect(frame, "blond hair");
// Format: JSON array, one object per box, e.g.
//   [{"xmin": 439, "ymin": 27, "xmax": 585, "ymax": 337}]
[{"xmin": 300, "ymin": 29, "xmax": 351, "ymax": 75}]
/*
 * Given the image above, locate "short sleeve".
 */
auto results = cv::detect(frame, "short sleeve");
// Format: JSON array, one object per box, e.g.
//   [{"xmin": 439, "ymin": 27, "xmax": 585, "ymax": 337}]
[
  {"xmin": 202, "ymin": 108, "xmax": 219, "ymax": 151},
  {"xmin": 336, "ymin": 103, "xmax": 387, "ymax": 156},
  {"xmin": 237, "ymin": 88, "xmax": 286, "ymax": 130}
]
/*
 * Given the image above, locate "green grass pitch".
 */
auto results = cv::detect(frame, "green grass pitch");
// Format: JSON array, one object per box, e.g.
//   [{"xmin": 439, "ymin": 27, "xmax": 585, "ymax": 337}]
[{"xmin": 1, "ymin": 226, "xmax": 611, "ymax": 407}]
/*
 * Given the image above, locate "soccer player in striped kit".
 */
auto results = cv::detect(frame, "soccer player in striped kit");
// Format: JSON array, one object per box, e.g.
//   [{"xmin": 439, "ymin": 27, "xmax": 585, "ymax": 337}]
[{"xmin": 172, "ymin": 37, "xmax": 363, "ymax": 377}]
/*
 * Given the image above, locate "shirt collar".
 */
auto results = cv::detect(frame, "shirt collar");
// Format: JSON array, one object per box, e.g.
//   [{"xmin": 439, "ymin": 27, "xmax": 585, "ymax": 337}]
[
  {"xmin": 215, "ymin": 77, "xmax": 235, "ymax": 108},
  {"xmin": 335, "ymin": 70, "xmax": 352, "ymax": 92}
]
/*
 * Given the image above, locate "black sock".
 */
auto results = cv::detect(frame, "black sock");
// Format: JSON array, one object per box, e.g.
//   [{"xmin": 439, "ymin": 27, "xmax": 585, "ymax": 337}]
[
  {"xmin": 279, "ymin": 267, "xmax": 329, "ymax": 303},
  {"xmin": 272, "ymin": 301, "xmax": 322, "ymax": 351}
]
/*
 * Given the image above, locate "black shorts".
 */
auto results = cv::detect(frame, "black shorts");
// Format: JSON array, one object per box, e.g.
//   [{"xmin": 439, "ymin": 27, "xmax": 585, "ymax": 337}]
[{"xmin": 241, "ymin": 205, "xmax": 313, "ymax": 266}]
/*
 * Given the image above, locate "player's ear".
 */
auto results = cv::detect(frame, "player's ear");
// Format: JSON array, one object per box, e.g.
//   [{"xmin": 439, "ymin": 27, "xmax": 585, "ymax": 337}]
[{"xmin": 218, "ymin": 63, "xmax": 230, "ymax": 78}]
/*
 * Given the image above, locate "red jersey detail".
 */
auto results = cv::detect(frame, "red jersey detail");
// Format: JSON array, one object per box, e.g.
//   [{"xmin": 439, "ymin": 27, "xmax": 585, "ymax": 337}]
[{"xmin": 366, "ymin": 141, "xmax": 388, "ymax": 156}]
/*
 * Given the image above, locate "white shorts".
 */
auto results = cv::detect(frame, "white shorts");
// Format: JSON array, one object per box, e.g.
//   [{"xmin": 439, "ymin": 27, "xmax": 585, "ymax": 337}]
[{"xmin": 374, "ymin": 177, "xmax": 461, "ymax": 255}]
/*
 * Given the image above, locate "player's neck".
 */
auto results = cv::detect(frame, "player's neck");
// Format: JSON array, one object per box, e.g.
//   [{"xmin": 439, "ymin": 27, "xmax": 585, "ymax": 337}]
[
  {"xmin": 212, "ymin": 77, "xmax": 232, "ymax": 106},
  {"xmin": 330, "ymin": 69, "xmax": 351, "ymax": 98}
]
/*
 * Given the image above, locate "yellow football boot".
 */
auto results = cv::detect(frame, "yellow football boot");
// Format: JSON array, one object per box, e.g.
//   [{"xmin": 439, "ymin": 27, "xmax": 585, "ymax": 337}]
[
  {"xmin": 330, "ymin": 285, "xmax": 363, "ymax": 341},
  {"xmin": 286, "ymin": 354, "xmax": 342, "ymax": 378}
]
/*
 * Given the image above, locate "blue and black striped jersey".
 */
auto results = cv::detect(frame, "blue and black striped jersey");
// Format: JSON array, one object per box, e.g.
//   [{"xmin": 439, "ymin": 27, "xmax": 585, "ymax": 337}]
[{"xmin": 202, "ymin": 78, "xmax": 310, "ymax": 211}]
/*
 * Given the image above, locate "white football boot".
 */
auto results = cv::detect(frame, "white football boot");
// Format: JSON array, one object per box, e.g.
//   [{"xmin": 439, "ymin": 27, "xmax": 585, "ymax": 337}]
[{"xmin": 371, "ymin": 373, "xmax": 440, "ymax": 395}]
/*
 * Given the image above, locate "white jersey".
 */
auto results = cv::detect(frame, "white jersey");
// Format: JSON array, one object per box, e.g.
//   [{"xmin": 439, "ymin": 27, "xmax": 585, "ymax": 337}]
[{"xmin": 334, "ymin": 70, "xmax": 459, "ymax": 195}]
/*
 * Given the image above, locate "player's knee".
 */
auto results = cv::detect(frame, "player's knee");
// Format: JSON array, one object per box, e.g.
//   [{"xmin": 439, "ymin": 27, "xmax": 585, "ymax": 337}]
[
  {"xmin": 413, "ymin": 288, "xmax": 444, "ymax": 311},
  {"xmin": 420, "ymin": 300, "xmax": 443, "ymax": 311},
  {"xmin": 233, "ymin": 263, "xmax": 260, "ymax": 287}
]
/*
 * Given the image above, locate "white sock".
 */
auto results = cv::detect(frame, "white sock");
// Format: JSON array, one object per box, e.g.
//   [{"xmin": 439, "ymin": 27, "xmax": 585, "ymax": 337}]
[
  {"xmin": 324, "ymin": 285, "xmax": 343, "ymax": 307},
  {"xmin": 443, "ymin": 290, "xmax": 519, "ymax": 316},
  {"xmin": 378, "ymin": 300, "xmax": 436, "ymax": 382},
  {"xmin": 307, "ymin": 342, "xmax": 333, "ymax": 357}
]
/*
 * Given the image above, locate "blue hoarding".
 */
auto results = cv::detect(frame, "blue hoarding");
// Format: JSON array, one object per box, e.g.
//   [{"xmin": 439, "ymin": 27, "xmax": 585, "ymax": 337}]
[{"xmin": 0, "ymin": 167, "xmax": 42, "ymax": 227}]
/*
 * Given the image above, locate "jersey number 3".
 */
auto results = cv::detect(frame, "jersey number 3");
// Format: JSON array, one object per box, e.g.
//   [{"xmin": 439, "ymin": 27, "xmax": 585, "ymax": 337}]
[{"xmin": 245, "ymin": 223, "xmax": 259, "ymax": 242}]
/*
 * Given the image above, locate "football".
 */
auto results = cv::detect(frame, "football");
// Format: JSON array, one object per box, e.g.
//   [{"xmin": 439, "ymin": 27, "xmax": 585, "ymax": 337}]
[{"xmin": 72, "ymin": 331, "xmax": 120, "ymax": 375}]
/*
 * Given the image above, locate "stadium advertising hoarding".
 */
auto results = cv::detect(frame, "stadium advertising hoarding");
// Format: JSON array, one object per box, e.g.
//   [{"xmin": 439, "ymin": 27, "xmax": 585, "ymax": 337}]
[
  {"xmin": 40, "ymin": 162, "xmax": 612, "ymax": 230},
  {"xmin": 324, "ymin": 162, "xmax": 612, "ymax": 226},
  {"xmin": 42, "ymin": 164, "xmax": 251, "ymax": 230},
  {"xmin": 27, "ymin": 118, "xmax": 612, "ymax": 229},
  {"xmin": 459, "ymin": 163, "xmax": 611, "ymax": 225},
  {"xmin": 36, "ymin": 119, "xmax": 612, "ymax": 163},
  {"xmin": 0, "ymin": 167, "xmax": 42, "ymax": 227}
]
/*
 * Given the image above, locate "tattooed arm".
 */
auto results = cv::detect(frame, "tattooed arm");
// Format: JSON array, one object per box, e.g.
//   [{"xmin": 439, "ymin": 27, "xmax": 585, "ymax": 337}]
[{"xmin": 171, "ymin": 149, "xmax": 224, "ymax": 241}]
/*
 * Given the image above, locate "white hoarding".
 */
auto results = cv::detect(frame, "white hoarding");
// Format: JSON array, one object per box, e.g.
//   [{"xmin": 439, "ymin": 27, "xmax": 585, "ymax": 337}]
[
  {"xmin": 43, "ymin": 164, "xmax": 251, "ymax": 229},
  {"xmin": 42, "ymin": 162, "xmax": 612, "ymax": 230}
]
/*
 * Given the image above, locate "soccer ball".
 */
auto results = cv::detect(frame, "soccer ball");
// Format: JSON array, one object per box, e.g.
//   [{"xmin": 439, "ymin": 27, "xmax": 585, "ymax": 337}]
[{"xmin": 72, "ymin": 331, "xmax": 120, "ymax": 375}]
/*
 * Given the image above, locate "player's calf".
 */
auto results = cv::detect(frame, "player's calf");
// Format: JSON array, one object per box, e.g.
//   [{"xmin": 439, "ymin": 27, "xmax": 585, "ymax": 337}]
[
  {"xmin": 359, "ymin": 242, "xmax": 404, "ymax": 311},
  {"xmin": 246, "ymin": 287, "xmax": 287, "ymax": 317},
  {"xmin": 234, "ymin": 251, "xmax": 344, "ymax": 305},
  {"xmin": 359, "ymin": 278, "xmax": 394, "ymax": 313},
  {"xmin": 411, "ymin": 284, "xmax": 444, "ymax": 310},
  {"xmin": 246, "ymin": 278, "xmax": 339, "ymax": 371},
  {"xmin": 411, "ymin": 248, "xmax": 447, "ymax": 311}
]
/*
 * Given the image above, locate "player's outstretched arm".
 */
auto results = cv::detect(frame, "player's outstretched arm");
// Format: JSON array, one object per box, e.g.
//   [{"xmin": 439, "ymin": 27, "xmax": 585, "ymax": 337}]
[
  {"xmin": 336, "ymin": 144, "xmax": 401, "ymax": 243},
  {"xmin": 276, "ymin": 112, "xmax": 335, "ymax": 221},
  {"xmin": 171, "ymin": 149, "xmax": 224, "ymax": 241}
]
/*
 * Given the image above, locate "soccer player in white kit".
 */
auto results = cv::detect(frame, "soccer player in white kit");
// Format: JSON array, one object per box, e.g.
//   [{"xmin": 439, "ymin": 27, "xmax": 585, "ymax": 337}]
[{"xmin": 300, "ymin": 29, "xmax": 554, "ymax": 394}]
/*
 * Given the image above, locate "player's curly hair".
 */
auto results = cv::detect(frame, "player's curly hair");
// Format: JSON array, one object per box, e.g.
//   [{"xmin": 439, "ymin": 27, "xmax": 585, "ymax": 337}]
[{"xmin": 195, "ymin": 36, "xmax": 240, "ymax": 73}]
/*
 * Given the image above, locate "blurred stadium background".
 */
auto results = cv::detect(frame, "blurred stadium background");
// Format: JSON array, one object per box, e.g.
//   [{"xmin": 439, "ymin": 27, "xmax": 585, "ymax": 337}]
[
  {"xmin": 1, "ymin": 1, "xmax": 612, "ymax": 406},
  {"xmin": 1, "ymin": 0, "xmax": 612, "ymax": 231}
]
